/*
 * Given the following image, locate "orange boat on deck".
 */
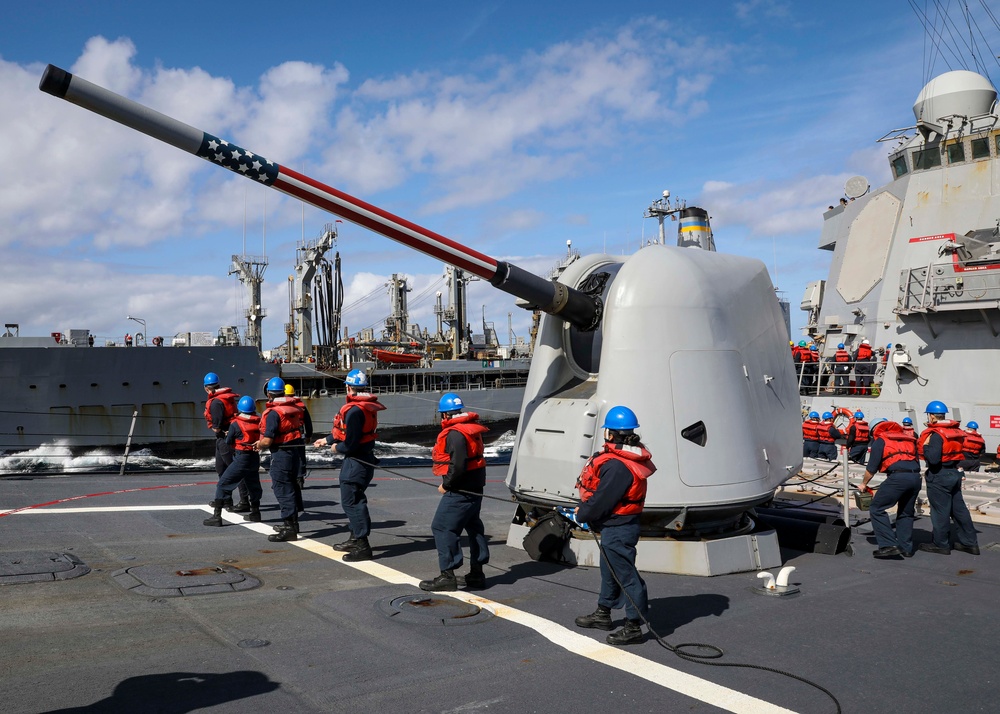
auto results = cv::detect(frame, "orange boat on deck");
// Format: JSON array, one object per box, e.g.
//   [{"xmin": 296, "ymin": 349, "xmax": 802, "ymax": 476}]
[{"xmin": 372, "ymin": 348, "xmax": 422, "ymax": 365}]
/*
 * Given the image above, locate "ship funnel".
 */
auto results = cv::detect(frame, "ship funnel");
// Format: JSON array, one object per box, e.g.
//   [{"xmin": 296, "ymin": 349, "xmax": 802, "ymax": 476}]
[
  {"xmin": 38, "ymin": 64, "xmax": 601, "ymax": 332},
  {"xmin": 676, "ymin": 207, "xmax": 716, "ymax": 251}
]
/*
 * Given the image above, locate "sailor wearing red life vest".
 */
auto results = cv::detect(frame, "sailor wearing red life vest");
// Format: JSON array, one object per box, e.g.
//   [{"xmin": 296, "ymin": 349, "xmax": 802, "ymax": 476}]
[
  {"xmin": 860, "ymin": 419, "xmax": 921, "ymax": 559},
  {"xmin": 900, "ymin": 417, "xmax": 917, "ymax": 439},
  {"xmin": 852, "ymin": 339, "xmax": 877, "ymax": 395},
  {"xmin": 816, "ymin": 412, "xmax": 838, "ymax": 460},
  {"xmin": 313, "ymin": 369, "xmax": 386, "ymax": 562},
  {"xmin": 204, "ymin": 396, "xmax": 264, "ymax": 527},
  {"xmin": 802, "ymin": 411, "xmax": 822, "ymax": 458},
  {"xmin": 284, "ymin": 383, "xmax": 313, "ymax": 490},
  {"xmin": 959, "ymin": 421, "xmax": 986, "ymax": 472},
  {"xmin": 832, "ymin": 343, "xmax": 852, "ymax": 395},
  {"xmin": 847, "ymin": 411, "xmax": 870, "ymax": 464},
  {"xmin": 916, "ymin": 401, "xmax": 979, "ymax": 556},
  {"xmin": 257, "ymin": 377, "xmax": 306, "ymax": 543},
  {"xmin": 418, "ymin": 393, "xmax": 490, "ymax": 593},
  {"xmin": 573, "ymin": 406, "xmax": 656, "ymax": 647},
  {"xmin": 204, "ymin": 372, "xmax": 250, "ymax": 513}
]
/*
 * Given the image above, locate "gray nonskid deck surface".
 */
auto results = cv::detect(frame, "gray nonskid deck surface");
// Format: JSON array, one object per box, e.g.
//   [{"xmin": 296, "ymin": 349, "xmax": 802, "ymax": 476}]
[{"xmin": 2, "ymin": 470, "xmax": 999, "ymax": 713}]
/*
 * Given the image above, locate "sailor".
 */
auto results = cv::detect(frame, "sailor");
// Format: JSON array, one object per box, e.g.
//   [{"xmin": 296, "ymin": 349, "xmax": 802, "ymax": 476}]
[
  {"xmin": 204, "ymin": 372, "xmax": 250, "ymax": 512},
  {"xmin": 204, "ymin": 396, "xmax": 264, "ymax": 527},
  {"xmin": 574, "ymin": 406, "xmax": 656, "ymax": 647},
  {"xmin": 125, "ymin": 333, "xmax": 132, "ymax": 347},
  {"xmin": 803, "ymin": 343, "xmax": 820, "ymax": 391},
  {"xmin": 832, "ymin": 343, "xmax": 852, "ymax": 395},
  {"xmin": 257, "ymin": 377, "xmax": 305, "ymax": 542},
  {"xmin": 860, "ymin": 419, "xmax": 921, "ymax": 558},
  {"xmin": 847, "ymin": 411, "xmax": 870, "ymax": 463},
  {"xmin": 852, "ymin": 339, "xmax": 876, "ymax": 396},
  {"xmin": 816, "ymin": 412, "xmax": 838, "ymax": 460},
  {"xmin": 313, "ymin": 369, "xmax": 386, "ymax": 561},
  {"xmin": 802, "ymin": 411, "xmax": 821, "ymax": 458},
  {"xmin": 284, "ymin": 383, "xmax": 313, "ymax": 492},
  {"xmin": 418, "ymin": 393, "xmax": 490, "ymax": 592},
  {"xmin": 901, "ymin": 417, "xmax": 917, "ymax": 439},
  {"xmin": 792, "ymin": 340, "xmax": 808, "ymax": 391},
  {"xmin": 959, "ymin": 421, "xmax": 986, "ymax": 472},
  {"xmin": 917, "ymin": 401, "xmax": 979, "ymax": 555}
]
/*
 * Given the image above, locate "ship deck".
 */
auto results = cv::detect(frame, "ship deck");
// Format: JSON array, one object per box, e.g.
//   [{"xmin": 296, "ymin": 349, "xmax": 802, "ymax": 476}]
[{"xmin": 2, "ymin": 467, "xmax": 999, "ymax": 713}]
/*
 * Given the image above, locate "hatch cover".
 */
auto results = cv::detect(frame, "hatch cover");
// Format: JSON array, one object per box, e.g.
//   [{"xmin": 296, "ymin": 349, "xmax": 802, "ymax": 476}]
[
  {"xmin": 0, "ymin": 551, "xmax": 90, "ymax": 585},
  {"xmin": 111, "ymin": 562, "xmax": 261, "ymax": 597},
  {"xmin": 376, "ymin": 594, "xmax": 493, "ymax": 626}
]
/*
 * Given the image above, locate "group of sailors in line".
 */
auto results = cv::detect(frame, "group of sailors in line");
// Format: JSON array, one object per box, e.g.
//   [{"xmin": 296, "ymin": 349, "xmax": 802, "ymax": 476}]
[
  {"xmin": 201, "ymin": 370, "xmax": 655, "ymax": 645},
  {"xmin": 801, "ymin": 402, "xmax": 984, "ymax": 559},
  {"xmin": 790, "ymin": 338, "xmax": 888, "ymax": 396}
]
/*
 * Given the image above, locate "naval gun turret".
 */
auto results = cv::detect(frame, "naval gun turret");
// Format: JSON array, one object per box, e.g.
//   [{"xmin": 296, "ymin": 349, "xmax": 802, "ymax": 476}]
[{"xmin": 40, "ymin": 65, "xmax": 802, "ymax": 575}]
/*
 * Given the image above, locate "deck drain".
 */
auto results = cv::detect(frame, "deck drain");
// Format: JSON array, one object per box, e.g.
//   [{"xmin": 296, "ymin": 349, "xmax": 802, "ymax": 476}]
[
  {"xmin": 111, "ymin": 562, "xmax": 261, "ymax": 597},
  {"xmin": 0, "ymin": 551, "xmax": 90, "ymax": 585},
  {"xmin": 376, "ymin": 594, "xmax": 493, "ymax": 626}
]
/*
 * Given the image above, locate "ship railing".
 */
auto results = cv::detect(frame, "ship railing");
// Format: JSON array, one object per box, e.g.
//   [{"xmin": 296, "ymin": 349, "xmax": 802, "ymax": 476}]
[
  {"xmin": 793, "ymin": 356, "xmax": 885, "ymax": 398},
  {"xmin": 897, "ymin": 261, "xmax": 1000, "ymax": 314}
]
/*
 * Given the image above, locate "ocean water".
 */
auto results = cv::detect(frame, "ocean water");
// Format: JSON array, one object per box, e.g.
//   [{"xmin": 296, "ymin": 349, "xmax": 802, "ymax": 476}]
[{"xmin": 0, "ymin": 431, "xmax": 516, "ymax": 475}]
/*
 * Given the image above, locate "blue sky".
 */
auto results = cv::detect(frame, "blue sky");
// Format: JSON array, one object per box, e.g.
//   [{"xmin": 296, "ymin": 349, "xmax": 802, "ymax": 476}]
[{"xmin": 2, "ymin": 1, "xmax": 998, "ymax": 351}]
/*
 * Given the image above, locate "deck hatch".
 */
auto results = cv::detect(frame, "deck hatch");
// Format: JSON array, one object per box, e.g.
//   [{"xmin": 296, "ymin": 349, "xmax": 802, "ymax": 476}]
[
  {"xmin": 111, "ymin": 562, "xmax": 261, "ymax": 597},
  {"xmin": 377, "ymin": 594, "xmax": 494, "ymax": 626},
  {"xmin": 0, "ymin": 551, "xmax": 90, "ymax": 584}
]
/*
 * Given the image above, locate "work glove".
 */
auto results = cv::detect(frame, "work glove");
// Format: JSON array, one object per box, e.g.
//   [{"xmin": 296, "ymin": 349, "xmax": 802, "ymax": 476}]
[{"xmin": 556, "ymin": 507, "xmax": 589, "ymax": 530}]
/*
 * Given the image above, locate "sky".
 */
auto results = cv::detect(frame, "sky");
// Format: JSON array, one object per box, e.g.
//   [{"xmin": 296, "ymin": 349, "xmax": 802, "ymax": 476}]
[{"xmin": 2, "ymin": 0, "xmax": 999, "ymax": 353}]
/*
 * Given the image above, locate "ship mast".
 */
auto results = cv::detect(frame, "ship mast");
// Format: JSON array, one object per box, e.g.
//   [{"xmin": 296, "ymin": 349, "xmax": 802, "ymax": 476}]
[
  {"xmin": 291, "ymin": 223, "xmax": 336, "ymax": 360},
  {"xmin": 230, "ymin": 254, "xmax": 268, "ymax": 352}
]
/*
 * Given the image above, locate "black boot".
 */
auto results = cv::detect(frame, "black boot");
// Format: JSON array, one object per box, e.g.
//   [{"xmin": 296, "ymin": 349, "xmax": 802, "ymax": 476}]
[
  {"xmin": 267, "ymin": 518, "xmax": 298, "ymax": 542},
  {"xmin": 342, "ymin": 537, "xmax": 372, "ymax": 562},
  {"xmin": 333, "ymin": 535, "xmax": 358, "ymax": 552},
  {"xmin": 419, "ymin": 570, "xmax": 457, "ymax": 592},
  {"xmin": 222, "ymin": 496, "xmax": 234, "ymax": 511},
  {"xmin": 459, "ymin": 565, "xmax": 486, "ymax": 590},
  {"xmin": 606, "ymin": 619, "xmax": 644, "ymax": 646},
  {"xmin": 229, "ymin": 500, "xmax": 251, "ymax": 513},
  {"xmin": 243, "ymin": 501, "xmax": 261, "ymax": 522},
  {"xmin": 575, "ymin": 606, "xmax": 613, "ymax": 631},
  {"xmin": 203, "ymin": 501, "xmax": 224, "ymax": 527}
]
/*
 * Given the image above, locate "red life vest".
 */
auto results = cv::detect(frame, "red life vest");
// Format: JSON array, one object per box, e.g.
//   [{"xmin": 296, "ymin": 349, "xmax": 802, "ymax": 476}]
[
  {"xmin": 577, "ymin": 443, "xmax": 656, "ymax": 517},
  {"xmin": 431, "ymin": 412, "xmax": 489, "ymax": 477},
  {"xmin": 871, "ymin": 422, "xmax": 918, "ymax": 472},
  {"xmin": 917, "ymin": 421, "xmax": 965, "ymax": 463},
  {"xmin": 204, "ymin": 388, "xmax": 238, "ymax": 430},
  {"xmin": 963, "ymin": 431, "xmax": 985, "ymax": 458},
  {"xmin": 850, "ymin": 418, "xmax": 870, "ymax": 443},
  {"xmin": 233, "ymin": 413, "xmax": 261, "ymax": 451},
  {"xmin": 260, "ymin": 398, "xmax": 305, "ymax": 445},
  {"xmin": 331, "ymin": 393, "xmax": 385, "ymax": 443},
  {"xmin": 803, "ymin": 349, "xmax": 818, "ymax": 363},
  {"xmin": 901, "ymin": 426, "xmax": 916, "ymax": 439},
  {"xmin": 834, "ymin": 349, "xmax": 850, "ymax": 363},
  {"xmin": 802, "ymin": 420, "xmax": 821, "ymax": 441},
  {"xmin": 856, "ymin": 343, "xmax": 873, "ymax": 360},
  {"xmin": 817, "ymin": 420, "xmax": 836, "ymax": 443}
]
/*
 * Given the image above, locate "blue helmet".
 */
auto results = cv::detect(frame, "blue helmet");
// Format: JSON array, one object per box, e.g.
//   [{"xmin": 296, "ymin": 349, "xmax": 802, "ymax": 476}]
[
  {"xmin": 602, "ymin": 406, "xmax": 639, "ymax": 430},
  {"xmin": 203, "ymin": 372, "xmax": 220, "ymax": 387},
  {"xmin": 967, "ymin": 421, "xmax": 979, "ymax": 430},
  {"xmin": 345, "ymin": 369, "xmax": 368, "ymax": 387},
  {"xmin": 237, "ymin": 396, "xmax": 256, "ymax": 414},
  {"xmin": 902, "ymin": 417, "xmax": 913, "ymax": 425},
  {"xmin": 887, "ymin": 343, "xmax": 893, "ymax": 349},
  {"xmin": 808, "ymin": 411, "xmax": 820, "ymax": 419},
  {"xmin": 854, "ymin": 411, "xmax": 864, "ymax": 419},
  {"xmin": 438, "ymin": 392, "xmax": 464, "ymax": 413},
  {"xmin": 809, "ymin": 344, "xmax": 817, "ymax": 351},
  {"xmin": 822, "ymin": 411, "xmax": 833, "ymax": 420},
  {"xmin": 837, "ymin": 343, "xmax": 845, "ymax": 349},
  {"xmin": 925, "ymin": 400, "xmax": 948, "ymax": 415},
  {"xmin": 266, "ymin": 377, "xmax": 285, "ymax": 395}
]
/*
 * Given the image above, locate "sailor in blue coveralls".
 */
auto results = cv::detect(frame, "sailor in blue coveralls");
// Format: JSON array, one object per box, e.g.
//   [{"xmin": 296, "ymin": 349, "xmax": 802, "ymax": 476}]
[
  {"xmin": 418, "ymin": 393, "xmax": 491, "ymax": 592},
  {"xmin": 860, "ymin": 419, "xmax": 921, "ymax": 558},
  {"xmin": 573, "ymin": 406, "xmax": 656, "ymax": 646},
  {"xmin": 203, "ymin": 395, "xmax": 263, "ymax": 527},
  {"xmin": 257, "ymin": 377, "xmax": 305, "ymax": 543}
]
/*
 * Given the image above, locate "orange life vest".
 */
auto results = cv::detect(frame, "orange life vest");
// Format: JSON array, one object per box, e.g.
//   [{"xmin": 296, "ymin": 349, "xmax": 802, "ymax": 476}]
[
  {"xmin": 918, "ymin": 421, "xmax": 965, "ymax": 463},
  {"xmin": 260, "ymin": 398, "xmax": 305, "ymax": 445},
  {"xmin": 331, "ymin": 393, "xmax": 385, "ymax": 443},
  {"xmin": 871, "ymin": 422, "xmax": 919, "ymax": 472},
  {"xmin": 963, "ymin": 431, "xmax": 985, "ymax": 458},
  {"xmin": 856, "ymin": 343, "xmax": 873, "ymax": 360},
  {"xmin": 204, "ymin": 388, "xmax": 238, "ymax": 430},
  {"xmin": 817, "ymin": 420, "xmax": 836, "ymax": 443},
  {"xmin": 851, "ymin": 418, "xmax": 870, "ymax": 443},
  {"xmin": 431, "ymin": 412, "xmax": 489, "ymax": 477},
  {"xmin": 577, "ymin": 444, "xmax": 656, "ymax": 517},
  {"xmin": 802, "ymin": 420, "xmax": 821, "ymax": 441},
  {"xmin": 901, "ymin": 426, "xmax": 916, "ymax": 439},
  {"xmin": 233, "ymin": 413, "xmax": 261, "ymax": 451},
  {"xmin": 834, "ymin": 349, "xmax": 851, "ymax": 363}
]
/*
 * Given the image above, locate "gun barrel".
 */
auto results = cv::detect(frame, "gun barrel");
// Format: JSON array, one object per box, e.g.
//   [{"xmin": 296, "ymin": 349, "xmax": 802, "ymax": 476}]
[{"xmin": 39, "ymin": 64, "xmax": 600, "ymax": 330}]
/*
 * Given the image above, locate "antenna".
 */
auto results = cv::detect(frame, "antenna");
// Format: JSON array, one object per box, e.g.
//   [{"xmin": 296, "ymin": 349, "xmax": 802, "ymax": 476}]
[{"xmin": 772, "ymin": 236, "xmax": 779, "ymax": 288}]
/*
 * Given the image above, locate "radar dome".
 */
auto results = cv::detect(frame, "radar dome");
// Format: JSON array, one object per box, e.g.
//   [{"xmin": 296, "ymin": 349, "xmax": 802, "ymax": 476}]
[{"xmin": 913, "ymin": 70, "xmax": 997, "ymax": 123}]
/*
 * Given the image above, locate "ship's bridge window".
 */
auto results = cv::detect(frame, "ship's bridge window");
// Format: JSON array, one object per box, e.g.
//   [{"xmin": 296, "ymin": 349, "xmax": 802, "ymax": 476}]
[
  {"xmin": 912, "ymin": 147, "xmax": 942, "ymax": 170},
  {"xmin": 891, "ymin": 154, "xmax": 909, "ymax": 178},
  {"xmin": 971, "ymin": 137, "xmax": 990, "ymax": 160},
  {"xmin": 946, "ymin": 142, "xmax": 966, "ymax": 164}
]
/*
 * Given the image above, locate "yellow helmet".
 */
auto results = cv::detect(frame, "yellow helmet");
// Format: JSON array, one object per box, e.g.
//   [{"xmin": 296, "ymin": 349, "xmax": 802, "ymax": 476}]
[{"xmin": 284, "ymin": 384, "xmax": 295, "ymax": 396}]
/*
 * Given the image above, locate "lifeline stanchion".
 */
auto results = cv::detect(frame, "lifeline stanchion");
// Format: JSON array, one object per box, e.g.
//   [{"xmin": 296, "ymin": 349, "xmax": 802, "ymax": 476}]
[{"xmin": 119, "ymin": 410, "xmax": 139, "ymax": 476}]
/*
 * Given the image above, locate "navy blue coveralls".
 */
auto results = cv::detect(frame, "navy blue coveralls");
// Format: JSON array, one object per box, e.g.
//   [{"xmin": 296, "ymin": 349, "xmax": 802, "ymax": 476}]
[
  {"xmin": 922, "ymin": 432, "xmax": 979, "ymax": 550},
  {"xmin": 209, "ymin": 396, "xmax": 248, "ymax": 503},
  {"xmin": 847, "ymin": 424, "xmax": 870, "ymax": 464},
  {"xmin": 431, "ymin": 429, "xmax": 490, "ymax": 573},
  {"xmin": 262, "ymin": 410, "xmax": 303, "ymax": 520},
  {"xmin": 865, "ymin": 439, "xmax": 921, "ymax": 554},
  {"xmin": 321, "ymin": 406, "xmax": 377, "ymax": 539},
  {"xmin": 215, "ymin": 421, "xmax": 263, "ymax": 504},
  {"xmin": 577, "ymin": 458, "xmax": 648, "ymax": 622}
]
